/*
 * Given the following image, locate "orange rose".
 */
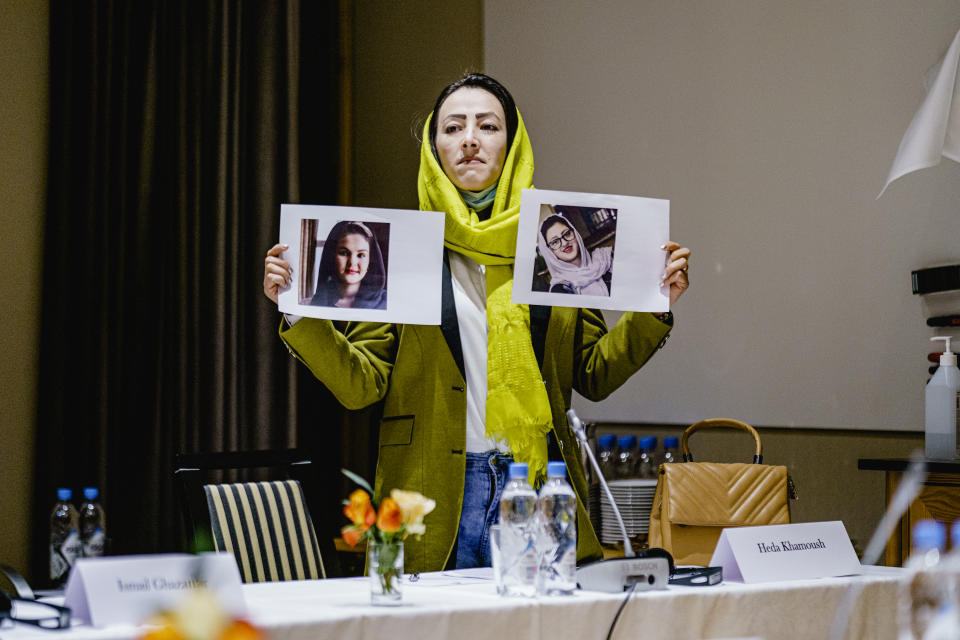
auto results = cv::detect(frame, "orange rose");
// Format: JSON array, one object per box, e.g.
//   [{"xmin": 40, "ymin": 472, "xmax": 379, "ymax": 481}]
[
  {"xmin": 218, "ymin": 619, "xmax": 263, "ymax": 640},
  {"xmin": 377, "ymin": 497, "xmax": 403, "ymax": 533},
  {"xmin": 343, "ymin": 489, "xmax": 375, "ymax": 529},
  {"xmin": 140, "ymin": 626, "xmax": 185, "ymax": 640},
  {"xmin": 341, "ymin": 525, "xmax": 364, "ymax": 547}
]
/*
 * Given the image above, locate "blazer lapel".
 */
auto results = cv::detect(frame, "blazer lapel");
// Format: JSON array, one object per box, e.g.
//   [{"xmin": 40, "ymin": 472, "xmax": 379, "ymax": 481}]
[
  {"xmin": 441, "ymin": 251, "xmax": 552, "ymax": 377},
  {"xmin": 440, "ymin": 252, "xmax": 466, "ymax": 379}
]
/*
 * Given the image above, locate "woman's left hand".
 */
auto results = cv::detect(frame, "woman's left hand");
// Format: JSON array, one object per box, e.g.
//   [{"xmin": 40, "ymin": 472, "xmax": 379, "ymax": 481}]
[{"xmin": 662, "ymin": 241, "xmax": 691, "ymax": 305}]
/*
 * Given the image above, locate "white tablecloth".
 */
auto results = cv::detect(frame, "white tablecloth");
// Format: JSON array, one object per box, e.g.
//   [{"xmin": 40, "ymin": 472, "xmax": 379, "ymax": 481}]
[{"xmin": 0, "ymin": 566, "xmax": 903, "ymax": 640}]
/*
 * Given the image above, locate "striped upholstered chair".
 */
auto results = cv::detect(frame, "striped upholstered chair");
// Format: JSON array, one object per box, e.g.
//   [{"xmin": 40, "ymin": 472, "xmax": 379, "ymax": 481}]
[{"xmin": 174, "ymin": 449, "xmax": 338, "ymax": 582}]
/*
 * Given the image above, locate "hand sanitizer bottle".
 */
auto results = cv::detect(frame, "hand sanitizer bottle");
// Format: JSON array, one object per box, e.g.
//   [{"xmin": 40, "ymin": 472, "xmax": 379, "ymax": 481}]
[{"xmin": 926, "ymin": 336, "xmax": 960, "ymax": 460}]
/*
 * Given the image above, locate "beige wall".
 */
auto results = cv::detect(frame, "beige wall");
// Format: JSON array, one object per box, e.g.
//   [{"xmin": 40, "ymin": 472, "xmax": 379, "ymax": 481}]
[
  {"xmin": 0, "ymin": 0, "xmax": 48, "ymax": 577},
  {"xmin": 349, "ymin": 0, "xmax": 484, "ymax": 208},
  {"xmin": 485, "ymin": 0, "xmax": 960, "ymax": 431}
]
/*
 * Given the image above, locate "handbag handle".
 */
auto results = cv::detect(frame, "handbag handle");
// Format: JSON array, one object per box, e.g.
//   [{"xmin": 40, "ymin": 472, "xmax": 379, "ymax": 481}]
[{"xmin": 681, "ymin": 418, "xmax": 763, "ymax": 464}]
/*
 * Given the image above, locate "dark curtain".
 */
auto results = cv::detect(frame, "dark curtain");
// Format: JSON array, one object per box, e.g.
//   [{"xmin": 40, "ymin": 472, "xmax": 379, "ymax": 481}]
[{"xmin": 32, "ymin": 0, "xmax": 345, "ymax": 582}]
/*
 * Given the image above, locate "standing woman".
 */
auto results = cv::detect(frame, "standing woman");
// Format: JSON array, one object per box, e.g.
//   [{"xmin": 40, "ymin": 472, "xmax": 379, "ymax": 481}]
[
  {"xmin": 263, "ymin": 73, "xmax": 691, "ymax": 574},
  {"xmin": 537, "ymin": 214, "xmax": 613, "ymax": 295},
  {"xmin": 310, "ymin": 221, "xmax": 387, "ymax": 310}
]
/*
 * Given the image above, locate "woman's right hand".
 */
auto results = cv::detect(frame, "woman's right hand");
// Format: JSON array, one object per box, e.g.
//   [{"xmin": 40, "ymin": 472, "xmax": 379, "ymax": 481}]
[{"xmin": 263, "ymin": 243, "xmax": 292, "ymax": 305}]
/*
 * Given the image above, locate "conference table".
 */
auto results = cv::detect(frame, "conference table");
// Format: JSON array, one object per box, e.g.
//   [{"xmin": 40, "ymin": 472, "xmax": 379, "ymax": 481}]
[{"xmin": 1, "ymin": 566, "xmax": 903, "ymax": 640}]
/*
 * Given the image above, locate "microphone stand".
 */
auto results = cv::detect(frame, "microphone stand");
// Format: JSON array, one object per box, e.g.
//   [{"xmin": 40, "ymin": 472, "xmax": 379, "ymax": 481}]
[
  {"xmin": 568, "ymin": 409, "xmax": 670, "ymax": 592},
  {"xmin": 569, "ymin": 410, "xmax": 635, "ymax": 558}
]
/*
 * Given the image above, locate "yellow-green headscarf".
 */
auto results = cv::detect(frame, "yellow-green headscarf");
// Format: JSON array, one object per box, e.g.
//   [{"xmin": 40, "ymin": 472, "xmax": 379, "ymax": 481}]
[{"xmin": 417, "ymin": 110, "xmax": 553, "ymax": 483}]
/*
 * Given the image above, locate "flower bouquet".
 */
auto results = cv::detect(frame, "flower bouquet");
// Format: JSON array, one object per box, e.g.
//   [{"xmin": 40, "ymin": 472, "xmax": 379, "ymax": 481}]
[
  {"xmin": 341, "ymin": 469, "xmax": 435, "ymax": 604},
  {"xmin": 139, "ymin": 586, "xmax": 262, "ymax": 640}
]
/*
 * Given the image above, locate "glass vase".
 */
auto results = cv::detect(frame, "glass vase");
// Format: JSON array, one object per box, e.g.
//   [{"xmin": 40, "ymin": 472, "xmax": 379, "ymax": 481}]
[{"xmin": 368, "ymin": 540, "xmax": 404, "ymax": 605}]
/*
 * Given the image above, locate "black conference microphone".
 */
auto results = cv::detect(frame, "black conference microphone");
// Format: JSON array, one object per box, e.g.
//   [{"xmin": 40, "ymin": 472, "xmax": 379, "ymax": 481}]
[{"xmin": 567, "ymin": 408, "xmax": 671, "ymax": 592}]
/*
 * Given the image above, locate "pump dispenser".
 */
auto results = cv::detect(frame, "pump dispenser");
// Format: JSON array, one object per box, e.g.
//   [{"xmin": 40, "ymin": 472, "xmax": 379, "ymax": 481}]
[{"xmin": 925, "ymin": 336, "xmax": 960, "ymax": 459}]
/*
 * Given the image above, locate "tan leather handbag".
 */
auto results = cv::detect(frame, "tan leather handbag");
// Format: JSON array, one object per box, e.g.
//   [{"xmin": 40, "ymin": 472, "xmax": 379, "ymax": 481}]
[{"xmin": 648, "ymin": 419, "xmax": 792, "ymax": 566}]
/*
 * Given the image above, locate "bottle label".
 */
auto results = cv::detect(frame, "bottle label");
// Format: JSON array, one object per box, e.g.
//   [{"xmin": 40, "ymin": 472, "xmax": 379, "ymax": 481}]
[
  {"xmin": 50, "ymin": 529, "xmax": 81, "ymax": 581},
  {"xmin": 49, "ymin": 545, "xmax": 68, "ymax": 581},
  {"xmin": 62, "ymin": 529, "xmax": 82, "ymax": 564},
  {"xmin": 83, "ymin": 528, "xmax": 106, "ymax": 557},
  {"xmin": 519, "ymin": 545, "xmax": 539, "ymax": 582}
]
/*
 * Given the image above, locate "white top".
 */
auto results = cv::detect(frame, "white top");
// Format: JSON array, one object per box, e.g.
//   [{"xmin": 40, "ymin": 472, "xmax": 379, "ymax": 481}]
[{"xmin": 448, "ymin": 251, "xmax": 509, "ymax": 454}]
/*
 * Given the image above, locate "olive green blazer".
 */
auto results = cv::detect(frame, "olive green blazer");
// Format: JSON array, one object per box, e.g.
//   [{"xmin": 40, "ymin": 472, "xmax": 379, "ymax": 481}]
[{"xmin": 280, "ymin": 277, "xmax": 671, "ymax": 574}]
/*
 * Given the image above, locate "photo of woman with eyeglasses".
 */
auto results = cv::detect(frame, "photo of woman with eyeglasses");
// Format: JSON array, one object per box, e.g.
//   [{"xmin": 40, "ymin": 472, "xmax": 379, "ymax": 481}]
[
  {"xmin": 310, "ymin": 220, "xmax": 388, "ymax": 310},
  {"xmin": 534, "ymin": 208, "xmax": 616, "ymax": 295}
]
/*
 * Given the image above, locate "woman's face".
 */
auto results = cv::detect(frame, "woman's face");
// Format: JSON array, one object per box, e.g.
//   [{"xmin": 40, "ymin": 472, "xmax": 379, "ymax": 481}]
[
  {"xmin": 545, "ymin": 222, "xmax": 579, "ymax": 263},
  {"xmin": 435, "ymin": 87, "xmax": 508, "ymax": 191},
  {"xmin": 335, "ymin": 233, "xmax": 370, "ymax": 285}
]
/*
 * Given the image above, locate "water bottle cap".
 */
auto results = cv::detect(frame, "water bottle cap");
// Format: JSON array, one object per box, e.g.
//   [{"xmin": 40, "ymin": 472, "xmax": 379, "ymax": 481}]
[
  {"xmin": 639, "ymin": 436, "xmax": 657, "ymax": 450},
  {"xmin": 617, "ymin": 435, "xmax": 637, "ymax": 449},
  {"xmin": 546, "ymin": 461, "xmax": 567, "ymax": 477},
  {"xmin": 913, "ymin": 519, "xmax": 946, "ymax": 551},
  {"xmin": 57, "ymin": 488, "xmax": 72, "ymax": 501},
  {"xmin": 598, "ymin": 434, "xmax": 616, "ymax": 448},
  {"xmin": 664, "ymin": 436, "xmax": 679, "ymax": 448},
  {"xmin": 508, "ymin": 462, "xmax": 529, "ymax": 479},
  {"xmin": 83, "ymin": 487, "xmax": 99, "ymax": 500}
]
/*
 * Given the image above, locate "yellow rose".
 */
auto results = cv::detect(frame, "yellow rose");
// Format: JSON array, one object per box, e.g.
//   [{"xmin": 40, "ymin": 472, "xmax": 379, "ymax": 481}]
[{"xmin": 390, "ymin": 489, "xmax": 436, "ymax": 536}]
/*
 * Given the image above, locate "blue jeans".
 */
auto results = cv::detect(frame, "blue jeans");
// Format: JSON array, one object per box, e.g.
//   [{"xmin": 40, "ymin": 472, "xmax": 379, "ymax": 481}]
[{"xmin": 454, "ymin": 451, "xmax": 513, "ymax": 569}]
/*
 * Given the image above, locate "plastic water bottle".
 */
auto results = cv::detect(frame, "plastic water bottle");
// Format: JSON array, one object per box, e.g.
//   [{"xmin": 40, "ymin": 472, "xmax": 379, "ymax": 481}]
[
  {"xmin": 537, "ymin": 461, "xmax": 577, "ymax": 595},
  {"xmin": 615, "ymin": 435, "xmax": 637, "ymax": 479},
  {"xmin": 597, "ymin": 434, "xmax": 617, "ymax": 480},
  {"xmin": 662, "ymin": 436, "xmax": 680, "ymax": 465},
  {"xmin": 79, "ymin": 487, "xmax": 106, "ymax": 558},
  {"xmin": 499, "ymin": 462, "xmax": 539, "ymax": 596},
  {"xmin": 50, "ymin": 488, "xmax": 81, "ymax": 587},
  {"xmin": 898, "ymin": 519, "xmax": 946, "ymax": 639},
  {"xmin": 926, "ymin": 336, "xmax": 960, "ymax": 459},
  {"xmin": 637, "ymin": 436, "xmax": 657, "ymax": 479}
]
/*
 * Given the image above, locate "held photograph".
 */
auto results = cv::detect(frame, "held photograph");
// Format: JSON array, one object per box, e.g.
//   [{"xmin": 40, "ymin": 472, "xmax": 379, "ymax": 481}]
[
  {"xmin": 533, "ymin": 205, "xmax": 618, "ymax": 296},
  {"xmin": 301, "ymin": 219, "xmax": 390, "ymax": 310},
  {"xmin": 512, "ymin": 189, "xmax": 670, "ymax": 313},
  {"xmin": 278, "ymin": 204, "xmax": 445, "ymax": 324}
]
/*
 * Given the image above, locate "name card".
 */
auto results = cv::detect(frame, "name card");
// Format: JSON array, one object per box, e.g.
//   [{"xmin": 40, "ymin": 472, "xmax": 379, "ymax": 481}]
[
  {"xmin": 64, "ymin": 553, "xmax": 244, "ymax": 627},
  {"xmin": 709, "ymin": 521, "xmax": 861, "ymax": 583}
]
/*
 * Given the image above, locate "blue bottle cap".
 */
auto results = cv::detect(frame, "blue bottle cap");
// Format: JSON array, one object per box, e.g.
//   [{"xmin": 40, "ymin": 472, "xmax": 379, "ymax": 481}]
[
  {"xmin": 508, "ymin": 462, "xmax": 529, "ymax": 479},
  {"xmin": 617, "ymin": 435, "xmax": 637, "ymax": 449},
  {"xmin": 913, "ymin": 519, "xmax": 946, "ymax": 551},
  {"xmin": 57, "ymin": 488, "xmax": 72, "ymax": 501},
  {"xmin": 83, "ymin": 487, "xmax": 99, "ymax": 500},
  {"xmin": 547, "ymin": 461, "xmax": 567, "ymax": 477},
  {"xmin": 664, "ymin": 436, "xmax": 679, "ymax": 448},
  {"xmin": 639, "ymin": 436, "xmax": 657, "ymax": 451},
  {"xmin": 598, "ymin": 434, "xmax": 616, "ymax": 449}
]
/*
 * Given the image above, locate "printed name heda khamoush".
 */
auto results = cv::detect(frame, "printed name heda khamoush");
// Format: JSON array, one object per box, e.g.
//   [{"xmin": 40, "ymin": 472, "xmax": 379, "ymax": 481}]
[{"xmin": 756, "ymin": 538, "xmax": 827, "ymax": 554}]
